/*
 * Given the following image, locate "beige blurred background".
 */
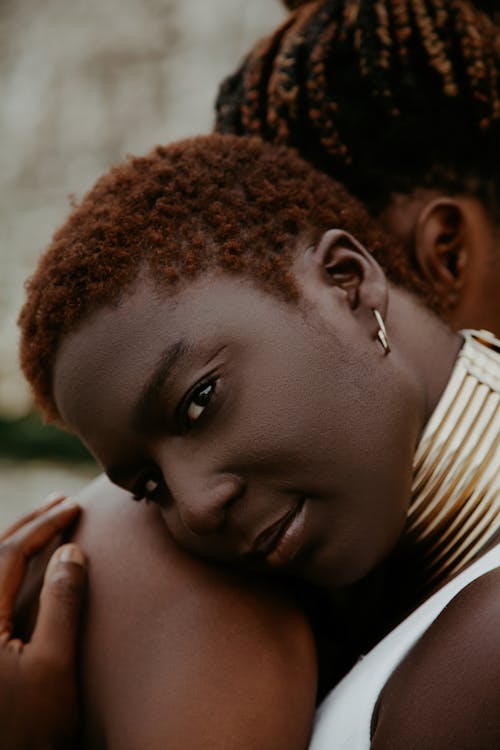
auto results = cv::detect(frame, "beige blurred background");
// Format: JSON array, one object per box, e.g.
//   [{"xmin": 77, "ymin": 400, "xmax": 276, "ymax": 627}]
[{"xmin": 0, "ymin": 0, "xmax": 285, "ymax": 525}]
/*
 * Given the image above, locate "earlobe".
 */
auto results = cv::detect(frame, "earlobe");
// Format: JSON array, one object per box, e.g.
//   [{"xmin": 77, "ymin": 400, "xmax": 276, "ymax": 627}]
[{"xmin": 415, "ymin": 199, "xmax": 467, "ymax": 305}]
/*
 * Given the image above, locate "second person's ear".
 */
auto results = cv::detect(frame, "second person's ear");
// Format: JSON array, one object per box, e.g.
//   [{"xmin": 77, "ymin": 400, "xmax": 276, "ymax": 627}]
[{"xmin": 414, "ymin": 198, "xmax": 468, "ymax": 307}]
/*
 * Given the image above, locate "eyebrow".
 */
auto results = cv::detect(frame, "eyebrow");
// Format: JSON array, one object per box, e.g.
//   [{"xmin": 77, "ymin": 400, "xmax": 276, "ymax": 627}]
[{"xmin": 132, "ymin": 338, "xmax": 188, "ymax": 431}]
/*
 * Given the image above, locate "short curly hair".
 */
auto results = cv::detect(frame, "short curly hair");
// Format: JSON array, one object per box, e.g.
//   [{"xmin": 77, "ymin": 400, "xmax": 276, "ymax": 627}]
[{"xmin": 19, "ymin": 134, "xmax": 430, "ymax": 424}]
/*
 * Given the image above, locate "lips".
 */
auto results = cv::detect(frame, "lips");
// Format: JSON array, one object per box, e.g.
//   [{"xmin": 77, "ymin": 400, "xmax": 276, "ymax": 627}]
[{"xmin": 249, "ymin": 498, "xmax": 306, "ymax": 564}]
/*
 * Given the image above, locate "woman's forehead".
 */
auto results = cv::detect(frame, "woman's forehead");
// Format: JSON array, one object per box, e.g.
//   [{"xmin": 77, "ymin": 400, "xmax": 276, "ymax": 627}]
[{"xmin": 52, "ymin": 274, "xmax": 305, "ymax": 429}]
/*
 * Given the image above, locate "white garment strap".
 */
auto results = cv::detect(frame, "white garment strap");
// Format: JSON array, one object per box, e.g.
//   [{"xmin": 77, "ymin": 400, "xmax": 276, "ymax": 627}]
[{"xmin": 309, "ymin": 543, "xmax": 500, "ymax": 750}]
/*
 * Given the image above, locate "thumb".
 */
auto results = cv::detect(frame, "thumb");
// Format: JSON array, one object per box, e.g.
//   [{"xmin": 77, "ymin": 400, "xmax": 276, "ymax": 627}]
[{"xmin": 31, "ymin": 543, "xmax": 86, "ymax": 667}]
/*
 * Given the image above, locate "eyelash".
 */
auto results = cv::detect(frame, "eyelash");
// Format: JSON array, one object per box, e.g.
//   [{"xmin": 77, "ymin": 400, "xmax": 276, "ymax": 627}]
[
  {"xmin": 179, "ymin": 376, "xmax": 218, "ymax": 431},
  {"xmin": 132, "ymin": 377, "xmax": 219, "ymax": 502},
  {"xmin": 133, "ymin": 473, "xmax": 165, "ymax": 503}
]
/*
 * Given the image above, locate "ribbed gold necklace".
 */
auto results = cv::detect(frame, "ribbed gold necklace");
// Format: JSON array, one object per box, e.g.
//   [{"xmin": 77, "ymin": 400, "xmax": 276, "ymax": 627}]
[{"xmin": 405, "ymin": 330, "xmax": 500, "ymax": 589}]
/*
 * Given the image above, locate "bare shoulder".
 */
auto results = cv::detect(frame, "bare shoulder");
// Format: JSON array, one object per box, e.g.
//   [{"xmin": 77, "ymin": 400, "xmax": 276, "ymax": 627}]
[
  {"xmin": 373, "ymin": 565, "xmax": 500, "ymax": 750},
  {"xmin": 74, "ymin": 476, "xmax": 317, "ymax": 750}
]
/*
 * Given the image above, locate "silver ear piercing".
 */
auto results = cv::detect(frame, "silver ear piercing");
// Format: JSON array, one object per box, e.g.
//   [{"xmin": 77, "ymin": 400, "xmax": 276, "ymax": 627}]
[{"xmin": 372, "ymin": 308, "xmax": 390, "ymax": 354}]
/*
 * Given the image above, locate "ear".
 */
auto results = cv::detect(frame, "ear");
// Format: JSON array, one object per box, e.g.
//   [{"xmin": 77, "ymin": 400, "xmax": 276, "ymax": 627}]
[
  {"xmin": 414, "ymin": 198, "xmax": 468, "ymax": 306},
  {"xmin": 297, "ymin": 228, "xmax": 389, "ymax": 333}
]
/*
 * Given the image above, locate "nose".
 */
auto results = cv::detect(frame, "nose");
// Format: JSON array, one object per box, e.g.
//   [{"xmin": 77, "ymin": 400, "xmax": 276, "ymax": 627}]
[{"xmin": 161, "ymin": 460, "xmax": 244, "ymax": 536}]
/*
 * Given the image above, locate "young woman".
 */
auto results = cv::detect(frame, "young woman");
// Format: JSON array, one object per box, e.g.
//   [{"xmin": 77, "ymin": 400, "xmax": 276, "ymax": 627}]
[
  {"xmin": 215, "ymin": 0, "xmax": 500, "ymax": 335},
  {"xmin": 17, "ymin": 134, "xmax": 499, "ymax": 748},
  {"xmin": 7, "ymin": 2, "xmax": 500, "ymax": 745}
]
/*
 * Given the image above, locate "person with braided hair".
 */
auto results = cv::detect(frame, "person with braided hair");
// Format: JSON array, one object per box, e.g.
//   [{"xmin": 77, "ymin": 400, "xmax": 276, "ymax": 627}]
[
  {"xmin": 216, "ymin": 0, "xmax": 500, "ymax": 335},
  {"xmin": 4, "ymin": 4, "xmax": 500, "ymax": 746},
  {"xmin": 11, "ymin": 133, "xmax": 500, "ymax": 748}
]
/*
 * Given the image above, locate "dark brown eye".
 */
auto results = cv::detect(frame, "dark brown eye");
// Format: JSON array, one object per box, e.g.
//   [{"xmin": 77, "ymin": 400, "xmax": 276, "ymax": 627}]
[
  {"xmin": 145, "ymin": 478, "xmax": 160, "ymax": 495},
  {"xmin": 186, "ymin": 380, "xmax": 216, "ymax": 424},
  {"xmin": 133, "ymin": 472, "xmax": 165, "ymax": 502}
]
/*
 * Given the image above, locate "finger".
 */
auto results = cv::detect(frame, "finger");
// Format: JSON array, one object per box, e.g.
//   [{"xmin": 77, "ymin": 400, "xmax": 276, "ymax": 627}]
[
  {"xmin": 31, "ymin": 544, "xmax": 86, "ymax": 667},
  {"xmin": 0, "ymin": 493, "xmax": 66, "ymax": 542},
  {"xmin": 0, "ymin": 501, "xmax": 81, "ymax": 629},
  {"xmin": 1, "ymin": 500, "xmax": 80, "ymax": 561},
  {"xmin": 6, "ymin": 637, "xmax": 24, "ymax": 655}
]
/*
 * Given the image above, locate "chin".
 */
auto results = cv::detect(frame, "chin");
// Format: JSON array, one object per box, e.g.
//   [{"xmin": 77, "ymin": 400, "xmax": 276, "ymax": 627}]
[{"xmin": 298, "ymin": 541, "xmax": 393, "ymax": 591}]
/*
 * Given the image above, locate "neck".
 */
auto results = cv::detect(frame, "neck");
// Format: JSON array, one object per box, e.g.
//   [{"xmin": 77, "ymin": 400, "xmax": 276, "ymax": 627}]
[
  {"xmin": 325, "ymin": 329, "xmax": 499, "ymax": 655},
  {"xmin": 386, "ymin": 288, "xmax": 463, "ymax": 426},
  {"xmin": 319, "ymin": 323, "xmax": 498, "ymax": 664}
]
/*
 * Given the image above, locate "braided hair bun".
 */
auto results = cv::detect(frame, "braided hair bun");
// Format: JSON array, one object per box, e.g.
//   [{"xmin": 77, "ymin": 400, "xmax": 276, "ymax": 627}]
[
  {"xmin": 216, "ymin": 0, "xmax": 500, "ymax": 210},
  {"xmin": 472, "ymin": 0, "xmax": 500, "ymax": 26},
  {"xmin": 472, "ymin": 1, "xmax": 500, "ymax": 19}
]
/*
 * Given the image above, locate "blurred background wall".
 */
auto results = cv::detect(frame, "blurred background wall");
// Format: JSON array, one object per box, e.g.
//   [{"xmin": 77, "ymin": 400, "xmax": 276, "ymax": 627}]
[{"xmin": 0, "ymin": 0, "xmax": 285, "ymax": 524}]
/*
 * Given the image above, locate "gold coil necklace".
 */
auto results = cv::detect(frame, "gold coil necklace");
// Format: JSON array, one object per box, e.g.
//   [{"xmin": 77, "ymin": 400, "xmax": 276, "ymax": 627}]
[{"xmin": 406, "ymin": 330, "xmax": 500, "ymax": 590}]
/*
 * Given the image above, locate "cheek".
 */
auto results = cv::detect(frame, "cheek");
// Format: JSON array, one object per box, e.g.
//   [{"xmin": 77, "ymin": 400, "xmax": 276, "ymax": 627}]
[
  {"xmin": 222, "ymin": 363, "xmax": 341, "ymax": 480},
  {"xmin": 159, "ymin": 504, "xmax": 231, "ymax": 564}
]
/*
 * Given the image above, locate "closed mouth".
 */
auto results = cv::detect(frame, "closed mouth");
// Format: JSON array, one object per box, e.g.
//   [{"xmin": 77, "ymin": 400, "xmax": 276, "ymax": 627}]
[{"xmin": 249, "ymin": 499, "xmax": 305, "ymax": 561}]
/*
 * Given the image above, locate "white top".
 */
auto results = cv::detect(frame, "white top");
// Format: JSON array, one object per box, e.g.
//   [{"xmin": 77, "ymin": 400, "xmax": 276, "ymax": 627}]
[{"xmin": 309, "ymin": 542, "xmax": 500, "ymax": 750}]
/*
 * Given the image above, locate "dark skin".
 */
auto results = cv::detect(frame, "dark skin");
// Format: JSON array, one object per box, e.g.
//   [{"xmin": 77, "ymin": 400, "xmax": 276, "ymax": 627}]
[
  {"xmin": 0, "ymin": 496, "xmax": 86, "ymax": 749},
  {"xmin": 70, "ymin": 477, "xmax": 317, "ymax": 749},
  {"xmin": 46, "ymin": 229, "xmax": 500, "ymax": 747},
  {"xmin": 14, "ymin": 477, "xmax": 317, "ymax": 750},
  {"xmin": 12, "ymin": 230, "xmax": 498, "ymax": 748},
  {"xmin": 380, "ymin": 192, "xmax": 500, "ymax": 335},
  {"xmin": 373, "ymin": 568, "xmax": 500, "ymax": 749},
  {"xmin": 54, "ymin": 231, "xmax": 458, "ymax": 594}
]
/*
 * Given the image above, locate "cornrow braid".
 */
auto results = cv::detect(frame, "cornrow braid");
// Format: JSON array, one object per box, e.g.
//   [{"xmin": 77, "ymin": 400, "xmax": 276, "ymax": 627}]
[
  {"xmin": 306, "ymin": 3, "xmax": 347, "ymax": 162},
  {"xmin": 472, "ymin": 0, "xmax": 500, "ymax": 24},
  {"xmin": 267, "ymin": 2, "xmax": 321, "ymax": 144},
  {"xmin": 216, "ymin": 0, "xmax": 500, "ymax": 211},
  {"xmin": 217, "ymin": 18, "xmax": 294, "ymax": 137}
]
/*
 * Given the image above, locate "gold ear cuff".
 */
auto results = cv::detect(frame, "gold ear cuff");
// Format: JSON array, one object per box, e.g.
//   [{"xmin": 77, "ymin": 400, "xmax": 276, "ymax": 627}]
[{"xmin": 373, "ymin": 308, "xmax": 390, "ymax": 354}]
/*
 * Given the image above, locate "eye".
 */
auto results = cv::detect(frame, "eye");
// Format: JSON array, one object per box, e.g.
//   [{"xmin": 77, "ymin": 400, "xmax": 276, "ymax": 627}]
[
  {"xmin": 145, "ymin": 478, "xmax": 160, "ymax": 496},
  {"xmin": 133, "ymin": 473, "xmax": 165, "ymax": 503},
  {"xmin": 184, "ymin": 379, "xmax": 217, "ymax": 426}
]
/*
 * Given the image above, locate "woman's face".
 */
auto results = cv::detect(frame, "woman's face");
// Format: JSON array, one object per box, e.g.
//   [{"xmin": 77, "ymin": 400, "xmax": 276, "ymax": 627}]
[{"xmin": 53, "ymin": 271, "xmax": 420, "ymax": 588}]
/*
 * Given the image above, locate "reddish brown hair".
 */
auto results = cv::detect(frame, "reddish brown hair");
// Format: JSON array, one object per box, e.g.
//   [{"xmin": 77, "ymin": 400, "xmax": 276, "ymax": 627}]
[{"xmin": 19, "ymin": 134, "xmax": 429, "ymax": 423}]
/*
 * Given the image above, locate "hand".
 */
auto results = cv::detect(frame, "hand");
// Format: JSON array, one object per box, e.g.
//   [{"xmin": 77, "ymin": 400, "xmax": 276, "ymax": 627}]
[{"xmin": 0, "ymin": 495, "xmax": 86, "ymax": 749}]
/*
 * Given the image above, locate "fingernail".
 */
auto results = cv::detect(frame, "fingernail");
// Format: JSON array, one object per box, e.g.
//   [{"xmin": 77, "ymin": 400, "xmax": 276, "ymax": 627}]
[
  {"xmin": 45, "ymin": 491, "xmax": 65, "ymax": 503},
  {"xmin": 40, "ymin": 493, "xmax": 66, "ymax": 511},
  {"xmin": 58, "ymin": 544, "xmax": 85, "ymax": 567}
]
